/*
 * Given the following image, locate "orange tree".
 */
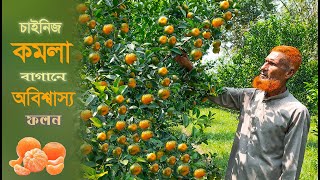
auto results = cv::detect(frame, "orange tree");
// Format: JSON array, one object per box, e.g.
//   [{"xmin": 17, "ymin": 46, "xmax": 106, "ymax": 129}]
[{"xmin": 75, "ymin": 0, "xmax": 240, "ymax": 179}]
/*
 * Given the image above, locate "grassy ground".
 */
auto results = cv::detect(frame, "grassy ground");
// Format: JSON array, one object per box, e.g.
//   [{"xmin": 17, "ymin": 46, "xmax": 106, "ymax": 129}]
[{"xmin": 185, "ymin": 107, "xmax": 318, "ymax": 179}]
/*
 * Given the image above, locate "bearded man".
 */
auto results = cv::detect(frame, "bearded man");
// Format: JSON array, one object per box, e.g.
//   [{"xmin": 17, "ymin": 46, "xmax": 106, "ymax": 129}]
[{"xmin": 174, "ymin": 46, "xmax": 310, "ymax": 180}]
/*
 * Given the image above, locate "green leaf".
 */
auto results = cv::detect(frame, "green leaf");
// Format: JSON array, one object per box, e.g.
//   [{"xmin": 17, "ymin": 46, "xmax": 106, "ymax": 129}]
[
  {"xmin": 136, "ymin": 157, "xmax": 147, "ymax": 163},
  {"xmin": 95, "ymin": 171, "xmax": 108, "ymax": 178},
  {"xmin": 120, "ymin": 159, "xmax": 129, "ymax": 165},
  {"xmin": 83, "ymin": 161, "xmax": 97, "ymax": 168},
  {"xmin": 171, "ymin": 47, "xmax": 182, "ymax": 55},
  {"xmin": 118, "ymin": 85, "xmax": 128, "ymax": 94},
  {"xmin": 81, "ymin": 164, "xmax": 95, "ymax": 175},
  {"xmin": 90, "ymin": 117, "xmax": 103, "ymax": 128},
  {"xmin": 183, "ymin": 114, "xmax": 190, "ymax": 127}
]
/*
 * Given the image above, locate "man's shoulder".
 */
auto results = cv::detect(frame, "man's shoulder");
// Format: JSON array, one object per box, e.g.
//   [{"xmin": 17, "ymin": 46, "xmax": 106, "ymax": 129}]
[{"xmin": 286, "ymin": 93, "xmax": 309, "ymax": 112}]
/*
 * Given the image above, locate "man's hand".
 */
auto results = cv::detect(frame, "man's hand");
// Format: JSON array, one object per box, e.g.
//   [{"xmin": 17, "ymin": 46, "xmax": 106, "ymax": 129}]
[{"xmin": 173, "ymin": 47, "xmax": 194, "ymax": 71}]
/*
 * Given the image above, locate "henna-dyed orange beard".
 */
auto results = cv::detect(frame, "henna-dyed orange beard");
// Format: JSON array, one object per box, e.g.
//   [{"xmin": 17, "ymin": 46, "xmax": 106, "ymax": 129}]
[{"xmin": 252, "ymin": 76, "xmax": 282, "ymax": 93}]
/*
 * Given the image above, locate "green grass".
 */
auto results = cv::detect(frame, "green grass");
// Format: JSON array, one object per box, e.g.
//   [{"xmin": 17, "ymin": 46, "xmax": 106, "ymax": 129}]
[{"xmin": 185, "ymin": 107, "xmax": 318, "ymax": 179}]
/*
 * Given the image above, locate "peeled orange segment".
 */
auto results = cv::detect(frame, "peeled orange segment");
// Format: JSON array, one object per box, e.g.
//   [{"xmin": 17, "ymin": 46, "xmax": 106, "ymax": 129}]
[
  {"xmin": 23, "ymin": 148, "xmax": 48, "ymax": 172},
  {"xmin": 9, "ymin": 156, "xmax": 23, "ymax": 167},
  {"xmin": 42, "ymin": 142, "xmax": 66, "ymax": 160},
  {"xmin": 16, "ymin": 137, "xmax": 41, "ymax": 158},
  {"xmin": 13, "ymin": 164, "xmax": 31, "ymax": 176},
  {"xmin": 46, "ymin": 163, "xmax": 64, "ymax": 175},
  {"xmin": 47, "ymin": 156, "xmax": 65, "ymax": 166}
]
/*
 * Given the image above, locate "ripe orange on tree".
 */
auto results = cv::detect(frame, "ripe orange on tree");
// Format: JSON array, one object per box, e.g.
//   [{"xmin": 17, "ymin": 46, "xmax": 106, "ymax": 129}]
[
  {"xmin": 177, "ymin": 143, "xmax": 188, "ymax": 152},
  {"xmin": 80, "ymin": 110, "xmax": 93, "ymax": 121},
  {"xmin": 149, "ymin": 163, "xmax": 159, "ymax": 173},
  {"xmin": 128, "ymin": 144, "xmax": 141, "ymax": 155},
  {"xmin": 167, "ymin": 156, "xmax": 176, "ymax": 165},
  {"xmin": 146, "ymin": 153, "xmax": 157, "ymax": 162},
  {"xmin": 132, "ymin": 133, "xmax": 140, "ymax": 143},
  {"xmin": 194, "ymin": 168, "xmax": 206, "ymax": 178},
  {"xmin": 223, "ymin": 11, "xmax": 232, "ymax": 21},
  {"xmin": 139, "ymin": 120, "xmax": 151, "ymax": 129},
  {"xmin": 180, "ymin": 154, "xmax": 190, "ymax": 163},
  {"xmin": 97, "ymin": 132, "xmax": 107, "ymax": 142},
  {"xmin": 76, "ymin": 3, "xmax": 87, "ymax": 13},
  {"xmin": 191, "ymin": 49, "xmax": 202, "ymax": 60},
  {"xmin": 78, "ymin": 14, "xmax": 90, "ymax": 24},
  {"xmin": 104, "ymin": 39, "xmax": 113, "ymax": 48},
  {"xmin": 159, "ymin": 35, "xmax": 168, "ymax": 44},
  {"xmin": 162, "ymin": 167, "xmax": 172, "ymax": 177},
  {"xmin": 158, "ymin": 67, "xmax": 168, "ymax": 76},
  {"xmin": 158, "ymin": 16, "xmax": 168, "ymax": 26},
  {"xmin": 97, "ymin": 104, "xmax": 109, "ymax": 115},
  {"xmin": 164, "ymin": 25, "xmax": 174, "ymax": 34},
  {"xmin": 141, "ymin": 94, "xmax": 154, "ymax": 105},
  {"xmin": 191, "ymin": 28, "xmax": 200, "ymax": 37},
  {"xmin": 168, "ymin": 36, "xmax": 177, "ymax": 46},
  {"xmin": 220, "ymin": 0, "xmax": 230, "ymax": 10},
  {"xmin": 202, "ymin": 20, "xmax": 211, "ymax": 29},
  {"xmin": 128, "ymin": 124, "xmax": 138, "ymax": 132},
  {"xmin": 158, "ymin": 88, "xmax": 170, "ymax": 100},
  {"xmin": 102, "ymin": 24, "xmax": 114, "ymax": 35},
  {"xmin": 112, "ymin": 147, "xmax": 122, "ymax": 157},
  {"xmin": 115, "ymin": 121, "xmax": 126, "ymax": 131},
  {"xmin": 125, "ymin": 53, "xmax": 137, "ymax": 65},
  {"xmin": 130, "ymin": 163, "xmax": 142, "ymax": 175},
  {"xmin": 84, "ymin": 36, "xmax": 94, "ymax": 46},
  {"xmin": 117, "ymin": 135, "xmax": 127, "ymax": 145},
  {"xmin": 120, "ymin": 23, "xmax": 129, "ymax": 33},
  {"xmin": 100, "ymin": 143, "xmax": 109, "ymax": 153},
  {"xmin": 80, "ymin": 143, "xmax": 93, "ymax": 155},
  {"xmin": 165, "ymin": 141, "xmax": 176, "ymax": 151},
  {"xmin": 141, "ymin": 130, "xmax": 153, "ymax": 141},
  {"xmin": 87, "ymin": 19, "xmax": 96, "ymax": 29},
  {"xmin": 92, "ymin": 42, "xmax": 101, "ymax": 51},
  {"xmin": 194, "ymin": 38, "xmax": 203, "ymax": 48},
  {"xmin": 177, "ymin": 165, "xmax": 190, "ymax": 176},
  {"xmin": 128, "ymin": 78, "xmax": 137, "ymax": 88},
  {"xmin": 202, "ymin": 31, "xmax": 211, "ymax": 39},
  {"xmin": 115, "ymin": 95, "xmax": 125, "ymax": 104},
  {"xmin": 211, "ymin": 18, "xmax": 224, "ymax": 28},
  {"xmin": 88, "ymin": 53, "xmax": 100, "ymax": 64},
  {"xmin": 187, "ymin": 12, "xmax": 194, "ymax": 18},
  {"xmin": 161, "ymin": 77, "xmax": 171, "ymax": 87}
]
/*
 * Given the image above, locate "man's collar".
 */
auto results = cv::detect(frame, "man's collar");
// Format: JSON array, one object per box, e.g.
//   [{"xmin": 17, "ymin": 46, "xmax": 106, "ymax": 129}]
[{"xmin": 263, "ymin": 89, "xmax": 289, "ymax": 101}]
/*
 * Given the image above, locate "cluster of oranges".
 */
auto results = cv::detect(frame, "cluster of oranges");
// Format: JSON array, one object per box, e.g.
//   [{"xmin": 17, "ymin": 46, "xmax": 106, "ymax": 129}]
[{"xmin": 9, "ymin": 137, "xmax": 66, "ymax": 176}]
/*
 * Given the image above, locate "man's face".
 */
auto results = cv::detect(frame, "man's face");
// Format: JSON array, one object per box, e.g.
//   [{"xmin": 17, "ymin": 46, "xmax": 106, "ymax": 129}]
[{"xmin": 252, "ymin": 51, "xmax": 291, "ymax": 93}]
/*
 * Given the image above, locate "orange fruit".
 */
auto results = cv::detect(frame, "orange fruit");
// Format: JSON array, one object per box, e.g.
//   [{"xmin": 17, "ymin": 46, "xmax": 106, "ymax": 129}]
[
  {"xmin": 177, "ymin": 143, "xmax": 188, "ymax": 152},
  {"xmin": 194, "ymin": 168, "xmax": 206, "ymax": 178},
  {"xmin": 149, "ymin": 163, "xmax": 159, "ymax": 173},
  {"xmin": 115, "ymin": 95, "xmax": 125, "ymax": 104},
  {"xmin": 168, "ymin": 36, "xmax": 177, "ymax": 46},
  {"xmin": 112, "ymin": 147, "xmax": 122, "ymax": 157},
  {"xmin": 88, "ymin": 53, "xmax": 100, "ymax": 64},
  {"xmin": 23, "ymin": 148, "xmax": 48, "ymax": 172},
  {"xmin": 118, "ymin": 105, "xmax": 127, "ymax": 115},
  {"xmin": 76, "ymin": 3, "xmax": 88, "ymax": 13},
  {"xmin": 115, "ymin": 121, "xmax": 126, "ymax": 131},
  {"xmin": 220, "ymin": 1, "xmax": 230, "ymax": 10},
  {"xmin": 191, "ymin": 28, "xmax": 200, "ymax": 37},
  {"xmin": 117, "ymin": 135, "xmax": 127, "ymax": 145},
  {"xmin": 202, "ymin": 20, "xmax": 211, "ymax": 29},
  {"xmin": 80, "ymin": 144, "xmax": 92, "ymax": 155},
  {"xmin": 47, "ymin": 156, "xmax": 64, "ymax": 166},
  {"xmin": 87, "ymin": 19, "xmax": 96, "ymax": 29},
  {"xmin": 167, "ymin": 156, "xmax": 176, "ymax": 165},
  {"xmin": 201, "ymin": 97, "xmax": 208, "ymax": 103},
  {"xmin": 212, "ymin": 40, "xmax": 221, "ymax": 48},
  {"xmin": 146, "ymin": 153, "xmax": 157, "ymax": 162},
  {"xmin": 102, "ymin": 24, "xmax": 114, "ymax": 35},
  {"xmin": 158, "ymin": 16, "xmax": 168, "ymax": 26},
  {"xmin": 128, "ymin": 78, "xmax": 137, "ymax": 88},
  {"xmin": 187, "ymin": 12, "xmax": 194, "ymax": 18},
  {"xmin": 105, "ymin": 39, "xmax": 113, "ymax": 48},
  {"xmin": 80, "ymin": 110, "xmax": 92, "ymax": 121},
  {"xmin": 158, "ymin": 67, "xmax": 168, "ymax": 76},
  {"xmin": 141, "ymin": 130, "xmax": 153, "ymax": 141},
  {"xmin": 161, "ymin": 78, "xmax": 171, "ymax": 87},
  {"xmin": 84, "ymin": 36, "xmax": 94, "ymax": 46},
  {"xmin": 162, "ymin": 167, "xmax": 172, "ymax": 177},
  {"xmin": 191, "ymin": 49, "xmax": 202, "ymax": 60},
  {"xmin": 158, "ymin": 88, "xmax": 170, "ymax": 100},
  {"xmin": 130, "ymin": 163, "xmax": 142, "ymax": 175},
  {"xmin": 164, "ymin": 25, "xmax": 174, "ymax": 34},
  {"xmin": 13, "ymin": 164, "xmax": 31, "ymax": 176},
  {"xmin": 129, "ymin": 72, "xmax": 135, "ymax": 77},
  {"xmin": 128, "ymin": 124, "xmax": 138, "ymax": 132},
  {"xmin": 139, "ymin": 120, "xmax": 151, "ymax": 129},
  {"xmin": 42, "ymin": 142, "xmax": 66, "ymax": 161},
  {"xmin": 128, "ymin": 144, "xmax": 140, "ymax": 155},
  {"xmin": 165, "ymin": 141, "xmax": 176, "ymax": 151},
  {"xmin": 118, "ymin": 4, "xmax": 126, "ymax": 10},
  {"xmin": 78, "ymin": 14, "xmax": 90, "ymax": 24},
  {"xmin": 141, "ymin": 94, "xmax": 154, "ymax": 105},
  {"xmin": 100, "ymin": 143, "xmax": 109, "ymax": 153},
  {"xmin": 181, "ymin": 154, "xmax": 190, "ymax": 163},
  {"xmin": 92, "ymin": 42, "xmax": 101, "ymax": 51},
  {"xmin": 211, "ymin": 18, "xmax": 224, "ymax": 28},
  {"xmin": 132, "ymin": 133, "xmax": 140, "ymax": 143},
  {"xmin": 16, "ymin": 137, "xmax": 41, "ymax": 159},
  {"xmin": 97, "ymin": 104, "xmax": 109, "ymax": 115},
  {"xmin": 120, "ymin": 23, "xmax": 129, "ymax": 33},
  {"xmin": 46, "ymin": 163, "xmax": 64, "ymax": 175},
  {"xmin": 97, "ymin": 132, "xmax": 107, "ymax": 142},
  {"xmin": 202, "ymin": 31, "xmax": 211, "ymax": 39},
  {"xmin": 177, "ymin": 165, "xmax": 190, "ymax": 176},
  {"xmin": 223, "ymin": 11, "xmax": 232, "ymax": 21},
  {"xmin": 124, "ymin": 53, "xmax": 137, "ymax": 65},
  {"xmin": 156, "ymin": 151, "xmax": 164, "ymax": 160},
  {"xmin": 194, "ymin": 38, "xmax": 203, "ymax": 48},
  {"xmin": 159, "ymin": 35, "xmax": 167, "ymax": 44},
  {"xmin": 9, "ymin": 157, "xmax": 23, "ymax": 168}
]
